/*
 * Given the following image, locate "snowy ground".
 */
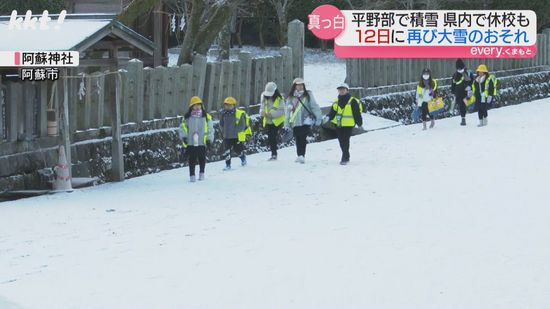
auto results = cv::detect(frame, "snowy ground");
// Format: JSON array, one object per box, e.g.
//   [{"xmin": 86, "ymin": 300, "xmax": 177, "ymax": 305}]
[{"xmin": 1, "ymin": 98, "xmax": 549, "ymax": 308}]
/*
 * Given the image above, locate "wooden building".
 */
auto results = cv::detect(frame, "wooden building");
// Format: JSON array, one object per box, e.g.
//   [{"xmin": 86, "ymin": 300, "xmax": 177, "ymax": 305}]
[{"xmin": 64, "ymin": 0, "xmax": 170, "ymax": 66}]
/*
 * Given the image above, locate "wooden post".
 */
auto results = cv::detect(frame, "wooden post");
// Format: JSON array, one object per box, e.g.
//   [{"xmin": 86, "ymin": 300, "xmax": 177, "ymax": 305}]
[
  {"xmin": 238, "ymin": 52, "xmax": 252, "ymax": 109},
  {"xmin": 288, "ymin": 19, "xmax": 304, "ymax": 79},
  {"xmin": 231, "ymin": 60, "xmax": 242, "ymax": 104},
  {"xmin": 143, "ymin": 67, "xmax": 153, "ymax": 120},
  {"xmin": 155, "ymin": 66, "xmax": 167, "ymax": 118},
  {"xmin": 23, "ymin": 82, "xmax": 35, "ymax": 137},
  {"xmin": 80, "ymin": 74, "xmax": 91, "ymax": 130},
  {"xmin": 97, "ymin": 73, "xmax": 105, "ymax": 127},
  {"xmin": 273, "ymin": 55, "xmax": 283, "ymax": 93},
  {"xmin": 261, "ymin": 58, "xmax": 268, "ymax": 90},
  {"xmin": 153, "ymin": 2, "xmax": 162, "ymax": 67},
  {"xmin": 280, "ymin": 47, "xmax": 293, "ymax": 99},
  {"xmin": 103, "ymin": 70, "xmax": 112, "ymax": 125},
  {"xmin": 543, "ymin": 29, "xmax": 550, "ymax": 65},
  {"xmin": 0, "ymin": 79, "xmax": 4, "ymax": 140},
  {"xmin": 39, "ymin": 81, "xmax": 48, "ymax": 137},
  {"xmin": 222, "ymin": 60, "xmax": 233, "ymax": 105},
  {"xmin": 68, "ymin": 68, "xmax": 77, "ymax": 135},
  {"xmin": 212, "ymin": 62, "xmax": 223, "ymax": 111},
  {"xmin": 111, "ymin": 73, "xmax": 124, "ymax": 182},
  {"xmin": 61, "ymin": 69, "xmax": 72, "ymax": 178},
  {"xmin": 90, "ymin": 72, "xmax": 105, "ymax": 128},
  {"xmin": 166, "ymin": 67, "xmax": 178, "ymax": 117},
  {"xmin": 204, "ymin": 62, "xmax": 216, "ymax": 111},
  {"xmin": 192, "ymin": 54, "xmax": 207, "ymax": 99},
  {"xmin": 177, "ymin": 65, "xmax": 191, "ymax": 116},
  {"xmin": 265, "ymin": 56, "xmax": 274, "ymax": 84},
  {"xmin": 6, "ymin": 82, "xmax": 20, "ymax": 142},
  {"xmin": 127, "ymin": 59, "xmax": 144, "ymax": 122}
]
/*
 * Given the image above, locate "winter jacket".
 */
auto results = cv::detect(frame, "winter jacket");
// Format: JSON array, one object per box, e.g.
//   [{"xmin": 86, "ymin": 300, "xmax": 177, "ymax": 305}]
[
  {"xmin": 180, "ymin": 111, "xmax": 214, "ymax": 147},
  {"xmin": 416, "ymin": 79, "xmax": 438, "ymax": 106},
  {"xmin": 259, "ymin": 96, "xmax": 285, "ymax": 126},
  {"xmin": 285, "ymin": 90, "xmax": 322, "ymax": 128},
  {"xmin": 451, "ymin": 70, "xmax": 474, "ymax": 101},
  {"xmin": 327, "ymin": 94, "xmax": 363, "ymax": 127},
  {"xmin": 220, "ymin": 109, "xmax": 247, "ymax": 140}
]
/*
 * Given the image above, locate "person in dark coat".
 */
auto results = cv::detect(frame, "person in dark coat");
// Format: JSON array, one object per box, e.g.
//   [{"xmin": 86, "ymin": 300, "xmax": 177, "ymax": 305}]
[{"xmin": 451, "ymin": 59, "xmax": 475, "ymax": 126}]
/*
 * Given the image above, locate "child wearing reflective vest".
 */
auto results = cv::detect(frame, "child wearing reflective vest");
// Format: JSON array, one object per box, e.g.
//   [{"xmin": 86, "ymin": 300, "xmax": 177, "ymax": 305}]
[
  {"xmin": 473, "ymin": 64, "xmax": 496, "ymax": 127},
  {"xmin": 323, "ymin": 83, "xmax": 363, "ymax": 165},
  {"xmin": 451, "ymin": 59, "xmax": 475, "ymax": 126},
  {"xmin": 285, "ymin": 78, "xmax": 322, "ymax": 164},
  {"xmin": 260, "ymin": 82, "xmax": 285, "ymax": 161},
  {"xmin": 416, "ymin": 68, "xmax": 438, "ymax": 130},
  {"xmin": 180, "ymin": 96, "xmax": 214, "ymax": 182},
  {"xmin": 220, "ymin": 96, "xmax": 251, "ymax": 170}
]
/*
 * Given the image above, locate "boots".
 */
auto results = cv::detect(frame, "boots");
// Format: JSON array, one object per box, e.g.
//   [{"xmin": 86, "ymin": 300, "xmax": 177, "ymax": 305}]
[
  {"xmin": 477, "ymin": 119, "xmax": 484, "ymax": 127},
  {"xmin": 429, "ymin": 119, "xmax": 435, "ymax": 128},
  {"xmin": 422, "ymin": 121, "xmax": 427, "ymax": 130},
  {"xmin": 198, "ymin": 173, "xmax": 205, "ymax": 181},
  {"xmin": 483, "ymin": 118, "xmax": 488, "ymax": 126},
  {"xmin": 460, "ymin": 117, "xmax": 466, "ymax": 126},
  {"xmin": 190, "ymin": 175, "xmax": 196, "ymax": 182},
  {"xmin": 240, "ymin": 155, "xmax": 247, "ymax": 166},
  {"xmin": 268, "ymin": 154, "xmax": 277, "ymax": 161}
]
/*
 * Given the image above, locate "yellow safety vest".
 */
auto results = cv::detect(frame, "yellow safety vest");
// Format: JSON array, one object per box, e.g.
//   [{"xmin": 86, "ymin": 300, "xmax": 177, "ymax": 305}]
[
  {"xmin": 472, "ymin": 74, "xmax": 497, "ymax": 97},
  {"xmin": 180, "ymin": 113, "xmax": 212, "ymax": 148},
  {"xmin": 262, "ymin": 97, "xmax": 285, "ymax": 127},
  {"xmin": 416, "ymin": 79, "xmax": 438, "ymax": 95},
  {"xmin": 331, "ymin": 97, "xmax": 362, "ymax": 127},
  {"xmin": 236, "ymin": 109, "xmax": 252, "ymax": 142}
]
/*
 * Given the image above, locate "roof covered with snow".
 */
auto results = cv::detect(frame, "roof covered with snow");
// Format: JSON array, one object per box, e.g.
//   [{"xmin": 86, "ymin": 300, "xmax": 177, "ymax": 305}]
[{"xmin": 0, "ymin": 14, "xmax": 155, "ymax": 54}]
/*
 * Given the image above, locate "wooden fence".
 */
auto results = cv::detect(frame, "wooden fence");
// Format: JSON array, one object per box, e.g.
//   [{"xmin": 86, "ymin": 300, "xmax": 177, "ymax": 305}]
[{"xmin": 346, "ymin": 29, "xmax": 550, "ymax": 88}]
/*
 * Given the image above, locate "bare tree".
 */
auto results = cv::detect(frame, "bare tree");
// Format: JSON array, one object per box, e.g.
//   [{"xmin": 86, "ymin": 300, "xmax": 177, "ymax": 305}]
[
  {"xmin": 176, "ymin": 0, "xmax": 243, "ymax": 65},
  {"xmin": 268, "ymin": 0, "xmax": 295, "ymax": 46},
  {"xmin": 119, "ymin": 0, "xmax": 160, "ymax": 25}
]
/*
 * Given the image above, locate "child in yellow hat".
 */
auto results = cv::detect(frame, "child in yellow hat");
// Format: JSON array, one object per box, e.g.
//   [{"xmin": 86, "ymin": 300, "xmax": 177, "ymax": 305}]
[
  {"xmin": 473, "ymin": 64, "xmax": 496, "ymax": 127},
  {"xmin": 220, "ymin": 96, "xmax": 251, "ymax": 170},
  {"xmin": 180, "ymin": 96, "xmax": 213, "ymax": 182}
]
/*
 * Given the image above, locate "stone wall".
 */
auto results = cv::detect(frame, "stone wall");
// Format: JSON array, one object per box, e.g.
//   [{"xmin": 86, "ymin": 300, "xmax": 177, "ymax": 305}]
[{"xmin": 0, "ymin": 112, "xmax": 327, "ymax": 191}]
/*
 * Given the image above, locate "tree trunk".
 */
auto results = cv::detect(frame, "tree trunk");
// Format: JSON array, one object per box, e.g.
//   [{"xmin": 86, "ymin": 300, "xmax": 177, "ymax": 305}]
[
  {"xmin": 194, "ymin": 3, "xmax": 235, "ymax": 55},
  {"xmin": 218, "ymin": 24, "xmax": 231, "ymax": 61},
  {"xmin": 320, "ymin": 39, "xmax": 328, "ymax": 51},
  {"xmin": 118, "ymin": 0, "xmax": 159, "ymax": 26},
  {"xmin": 258, "ymin": 20, "xmax": 266, "ymax": 49},
  {"xmin": 278, "ymin": 14, "xmax": 288, "ymax": 46},
  {"xmin": 177, "ymin": 0, "xmax": 204, "ymax": 65},
  {"xmin": 236, "ymin": 18, "xmax": 243, "ymax": 48}
]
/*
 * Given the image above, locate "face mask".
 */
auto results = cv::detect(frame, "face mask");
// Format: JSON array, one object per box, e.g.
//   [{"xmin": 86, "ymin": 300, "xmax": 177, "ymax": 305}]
[
  {"xmin": 422, "ymin": 74, "xmax": 430, "ymax": 80},
  {"xmin": 457, "ymin": 69, "xmax": 464, "ymax": 73},
  {"xmin": 294, "ymin": 90, "xmax": 304, "ymax": 97}
]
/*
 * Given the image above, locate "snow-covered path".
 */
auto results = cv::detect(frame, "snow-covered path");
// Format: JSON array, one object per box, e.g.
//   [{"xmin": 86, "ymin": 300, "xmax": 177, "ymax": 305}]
[{"xmin": 1, "ymin": 99, "xmax": 549, "ymax": 309}]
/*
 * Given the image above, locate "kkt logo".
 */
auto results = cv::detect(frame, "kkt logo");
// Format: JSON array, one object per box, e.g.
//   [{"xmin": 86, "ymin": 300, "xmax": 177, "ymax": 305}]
[{"xmin": 8, "ymin": 10, "xmax": 67, "ymax": 30}]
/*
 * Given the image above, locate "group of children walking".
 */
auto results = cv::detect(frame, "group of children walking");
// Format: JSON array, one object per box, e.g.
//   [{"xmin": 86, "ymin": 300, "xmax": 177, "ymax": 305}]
[
  {"xmin": 417, "ymin": 59, "xmax": 497, "ymax": 129},
  {"xmin": 180, "ymin": 59, "xmax": 497, "ymax": 182},
  {"xmin": 180, "ymin": 78, "xmax": 363, "ymax": 182}
]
